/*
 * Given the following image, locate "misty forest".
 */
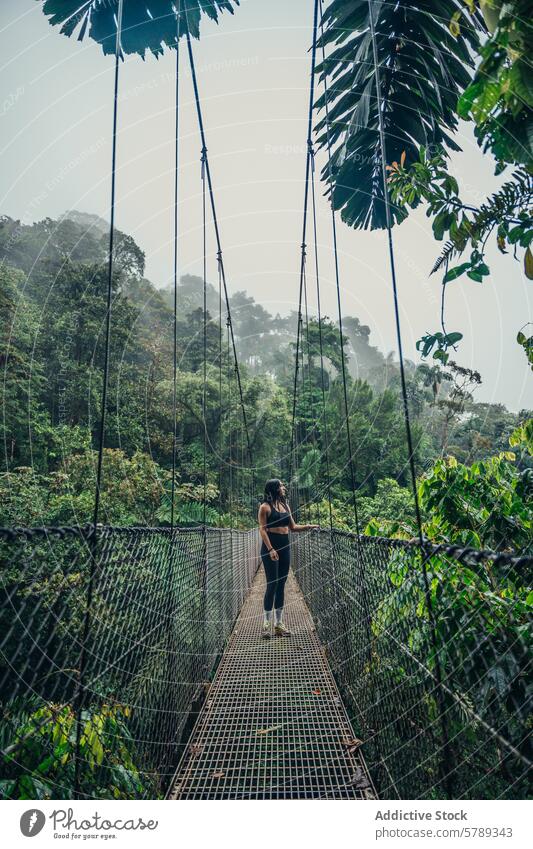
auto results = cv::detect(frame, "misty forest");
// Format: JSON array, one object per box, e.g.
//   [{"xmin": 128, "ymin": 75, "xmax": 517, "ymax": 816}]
[{"xmin": 1, "ymin": 210, "xmax": 531, "ymax": 543}]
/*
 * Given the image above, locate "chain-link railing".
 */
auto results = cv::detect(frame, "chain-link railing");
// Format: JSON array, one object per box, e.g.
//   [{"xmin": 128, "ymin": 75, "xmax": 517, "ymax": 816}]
[
  {"xmin": 0, "ymin": 525, "xmax": 259, "ymax": 800},
  {"xmin": 293, "ymin": 529, "xmax": 532, "ymax": 801}
]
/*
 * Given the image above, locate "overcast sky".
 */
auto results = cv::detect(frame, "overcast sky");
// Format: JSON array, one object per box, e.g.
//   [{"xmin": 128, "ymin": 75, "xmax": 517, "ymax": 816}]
[{"xmin": 1, "ymin": 0, "xmax": 532, "ymax": 411}]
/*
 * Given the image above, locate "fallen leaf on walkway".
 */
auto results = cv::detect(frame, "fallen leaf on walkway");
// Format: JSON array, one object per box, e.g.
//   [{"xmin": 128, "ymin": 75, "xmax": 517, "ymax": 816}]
[
  {"xmin": 190, "ymin": 744, "xmax": 203, "ymax": 758},
  {"xmin": 256, "ymin": 723, "xmax": 284, "ymax": 736},
  {"xmin": 348, "ymin": 767, "xmax": 371, "ymax": 790},
  {"xmin": 312, "ymin": 688, "xmax": 322, "ymax": 695},
  {"xmin": 342, "ymin": 737, "xmax": 363, "ymax": 753},
  {"xmin": 211, "ymin": 770, "xmax": 225, "ymax": 779}
]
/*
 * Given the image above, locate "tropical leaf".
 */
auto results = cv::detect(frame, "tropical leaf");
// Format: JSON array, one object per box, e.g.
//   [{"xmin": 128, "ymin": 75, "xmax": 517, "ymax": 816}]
[
  {"xmin": 525, "ymin": 246, "xmax": 533, "ymax": 279},
  {"xmin": 458, "ymin": 1, "xmax": 533, "ymax": 169},
  {"xmin": 38, "ymin": 0, "xmax": 240, "ymax": 58},
  {"xmin": 430, "ymin": 167, "xmax": 533, "ymax": 275},
  {"xmin": 315, "ymin": 0, "xmax": 484, "ymax": 229}
]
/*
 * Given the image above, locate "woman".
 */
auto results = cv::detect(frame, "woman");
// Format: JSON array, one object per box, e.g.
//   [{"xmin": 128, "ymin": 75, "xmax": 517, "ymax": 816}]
[{"xmin": 258, "ymin": 478, "xmax": 319, "ymax": 639}]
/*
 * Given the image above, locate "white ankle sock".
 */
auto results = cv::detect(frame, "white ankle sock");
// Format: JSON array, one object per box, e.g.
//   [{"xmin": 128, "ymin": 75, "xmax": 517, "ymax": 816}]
[
  {"xmin": 263, "ymin": 609, "xmax": 273, "ymax": 625},
  {"xmin": 274, "ymin": 608, "xmax": 283, "ymax": 625}
]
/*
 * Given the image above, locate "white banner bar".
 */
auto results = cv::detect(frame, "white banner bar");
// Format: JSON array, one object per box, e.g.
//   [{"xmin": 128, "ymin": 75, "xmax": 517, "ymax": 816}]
[{"xmin": 3, "ymin": 799, "xmax": 531, "ymax": 849}]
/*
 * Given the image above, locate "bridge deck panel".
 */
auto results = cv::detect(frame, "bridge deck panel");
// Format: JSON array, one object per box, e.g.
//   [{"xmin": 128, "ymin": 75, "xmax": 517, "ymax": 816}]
[{"xmin": 169, "ymin": 570, "xmax": 376, "ymax": 800}]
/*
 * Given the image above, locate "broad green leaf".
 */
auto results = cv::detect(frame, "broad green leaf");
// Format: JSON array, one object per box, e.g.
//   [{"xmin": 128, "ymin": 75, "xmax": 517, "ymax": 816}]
[
  {"xmin": 444, "ymin": 262, "xmax": 471, "ymax": 282},
  {"xmin": 524, "ymin": 246, "xmax": 533, "ymax": 280}
]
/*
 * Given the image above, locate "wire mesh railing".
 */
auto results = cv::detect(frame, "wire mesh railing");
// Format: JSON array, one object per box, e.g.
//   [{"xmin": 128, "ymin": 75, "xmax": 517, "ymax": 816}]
[
  {"xmin": 1, "ymin": 522, "xmax": 530, "ymax": 801},
  {"xmin": 0, "ymin": 524, "xmax": 259, "ymax": 800},
  {"xmin": 293, "ymin": 529, "xmax": 532, "ymax": 801}
]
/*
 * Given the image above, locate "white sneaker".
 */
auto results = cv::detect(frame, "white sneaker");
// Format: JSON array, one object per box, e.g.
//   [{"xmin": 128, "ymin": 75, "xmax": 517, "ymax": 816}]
[{"xmin": 262, "ymin": 622, "xmax": 271, "ymax": 639}]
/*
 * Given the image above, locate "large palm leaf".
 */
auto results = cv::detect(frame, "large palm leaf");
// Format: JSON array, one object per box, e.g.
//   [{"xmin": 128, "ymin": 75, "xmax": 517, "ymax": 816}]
[
  {"xmin": 316, "ymin": 0, "xmax": 484, "ymax": 230},
  {"xmin": 38, "ymin": 0, "xmax": 239, "ymax": 58}
]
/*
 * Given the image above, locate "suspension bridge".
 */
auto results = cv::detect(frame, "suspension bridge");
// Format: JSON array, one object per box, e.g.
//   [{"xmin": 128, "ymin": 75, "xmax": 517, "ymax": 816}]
[{"xmin": 0, "ymin": 0, "xmax": 531, "ymax": 802}]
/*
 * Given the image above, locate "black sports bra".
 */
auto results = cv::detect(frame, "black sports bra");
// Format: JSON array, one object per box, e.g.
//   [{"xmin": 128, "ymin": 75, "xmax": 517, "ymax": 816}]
[{"xmin": 264, "ymin": 501, "xmax": 291, "ymax": 529}]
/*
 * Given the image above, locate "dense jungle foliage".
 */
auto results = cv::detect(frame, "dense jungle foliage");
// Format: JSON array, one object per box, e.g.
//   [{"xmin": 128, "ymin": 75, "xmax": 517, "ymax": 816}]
[{"xmin": 1, "ymin": 210, "xmax": 531, "ymax": 546}]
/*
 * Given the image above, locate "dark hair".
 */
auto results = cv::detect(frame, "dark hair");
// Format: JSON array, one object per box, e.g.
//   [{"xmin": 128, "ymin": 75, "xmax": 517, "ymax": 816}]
[{"xmin": 263, "ymin": 478, "xmax": 288, "ymax": 508}]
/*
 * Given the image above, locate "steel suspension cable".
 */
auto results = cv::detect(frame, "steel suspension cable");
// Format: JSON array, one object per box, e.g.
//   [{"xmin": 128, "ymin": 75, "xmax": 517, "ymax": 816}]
[
  {"xmin": 309, "ymin": 144, "xmax": 334, "ymax": 533},
  {"xmin": 300, "ymin": 254, "xmax": 311, "ymax": 520},
  {"xmin": 316, "ymin": 0, "xmax": 374, "ymax": 682},
  {"xmin": 290, "ymin": 301, "xmax": 304, "ymax": 516},
  {"xmin": 170, "ymin": 5, "xmax": 181, "ymax": 532},
  {"xmin": 317, "ymin": 0, "xmax": 361, "ymax": 537},
  {"xmin": 76, "ymin": 0, "xmax": 124, "ymax": 799},
  {"xmin": 366, "ymin": 0, "xmax": 451, "ymax": 794},
  {"xmin": 167, "ymin": 8, "xmax": 183, "ymax": 766},
  {"xmin": 200, "ymin": 144, "xmax": 208, "ymax": 670},
  {"xmin": 288, "ymin": 0, "xmax": 320, "ymax": 488},
  {"xmin": 201, "ymin": 146, "xmax": 208, "ymax": 526},
  {"xmin": 218, "ymin": 252, "xmax": 223, "ymax": 515},
  {"xmin": 227, "ymin": 315, "xmax": 233, "ymax": 528},
  {"xmin": 185, "ymin": 32, "xmax": 255, "ymax": 508},
  {"xmin": 92, "ymin": 0, "xmax": 124, "ymax": 530},
  {"xmin": 301, "ymin": 244, "xmax": 322, "ymax": 522},
  {"xmin": 367, "ymin": 0, "xmax": 423, "ymax": 543}
]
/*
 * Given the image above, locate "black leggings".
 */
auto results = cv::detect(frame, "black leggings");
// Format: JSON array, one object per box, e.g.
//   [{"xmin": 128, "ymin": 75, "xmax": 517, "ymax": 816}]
[{"xmin": 261, "ymin": 532, "xmax": 290, "ymax": 612}]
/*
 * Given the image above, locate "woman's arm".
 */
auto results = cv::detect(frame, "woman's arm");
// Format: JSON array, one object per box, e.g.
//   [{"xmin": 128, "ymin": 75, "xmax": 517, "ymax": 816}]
[
  {"xmin": 288, "ymin": 510, "xmax": 319, "ymax": 532},
  {"xmin": 258, "ymin": 504, "xmax": 279, "ymax": 559}
]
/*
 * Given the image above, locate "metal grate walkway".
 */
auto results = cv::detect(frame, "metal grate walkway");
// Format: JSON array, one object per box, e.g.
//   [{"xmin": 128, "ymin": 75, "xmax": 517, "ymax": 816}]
[{"xmin": 168, "ymin": 569, "xmax": 376, "ymax": 799}]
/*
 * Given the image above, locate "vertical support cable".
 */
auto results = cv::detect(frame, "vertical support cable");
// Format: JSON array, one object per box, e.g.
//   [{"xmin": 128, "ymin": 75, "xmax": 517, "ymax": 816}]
[
  {"xmin": 227, "ymin": 316, "xmax": 233, "ymax": 531},
  {"xmin": 309, "ymin": 144, "xmax": 334, "ymax": 535},
  {"xmin": 318, "ymin": 0, "xmax": 372, "ymax": 687},
  {"xmin": 93, "ymin": 0, "xmax": 124, "ymax": 530},
  {"xmin": 75, "ymin": 0, "xmax": 124, "ymax": 799},
  {"xmin": 200, "ymin": 144, "xmax": 208, "ymax": 674},
  {"xmin": 301, "ymin": 250, "xmax": 318, "ymax": 523},
  {"xmin": 218, "ymin": 251, "xmax": 223, "ymax": 518},
  {"xmin": 201, "ymin": 146, "xmax": 208, "ymax": 527},
  {"xmin": 165, "ymin": 4, "xmax": 182, "ymax": 779},
  {"xmin": 367, "ymin": 0, "xmax": 452, "ymax": 796},
  {"xmin": 185, "ymin": 31, "xmax": 254, "ymax": 480},
  {"xmin": 300, "ymin": 246, "xmax": 310, "ymax": 520},
  {"xmin": 226, "ymin": 318, "xmax": 236, "ymax": 615},
  {"xmin": 308, "ymin": 136, "xmax": 340, "ymax": 615},
  {"xmin": 367, "ymin": 0, "xmax": 423, "ymax": 541},
  {"xmin": 318, "ymin": 0, "xmax": 361, "ymax": 538},
  {"xmin": 170, "ymin": 6, "xmax": 181, "ymax": 532},
  {"xmin": 288, "ymin": 0, "xmax": 320, "ymax": 490}
]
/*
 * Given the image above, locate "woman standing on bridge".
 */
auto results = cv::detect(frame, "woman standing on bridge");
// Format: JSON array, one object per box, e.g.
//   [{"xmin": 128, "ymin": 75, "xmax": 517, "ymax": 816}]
[{"xmin": 258, "ymin": 479, "xmax": 319, "ymax": 639}]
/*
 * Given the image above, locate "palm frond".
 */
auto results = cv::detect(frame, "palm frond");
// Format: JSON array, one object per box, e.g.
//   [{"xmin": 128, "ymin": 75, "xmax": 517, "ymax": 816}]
[
  {"xmin": 39, "ymin": 0, "xmax": 240, "ymax": 58},
  {"xmin": 315, "ymin": 0, "xmax": 484, "ymax": 230}
]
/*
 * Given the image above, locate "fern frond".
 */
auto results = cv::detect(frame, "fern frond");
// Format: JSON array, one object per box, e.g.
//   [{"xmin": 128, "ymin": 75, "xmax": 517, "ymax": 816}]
[
  {"xmin": 431, "ymin": 242, "xmax": 457, "ymax": 275},
  {"xmin": 430, "ymin": 168, "xmax": 532, "ymax": 275}
]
